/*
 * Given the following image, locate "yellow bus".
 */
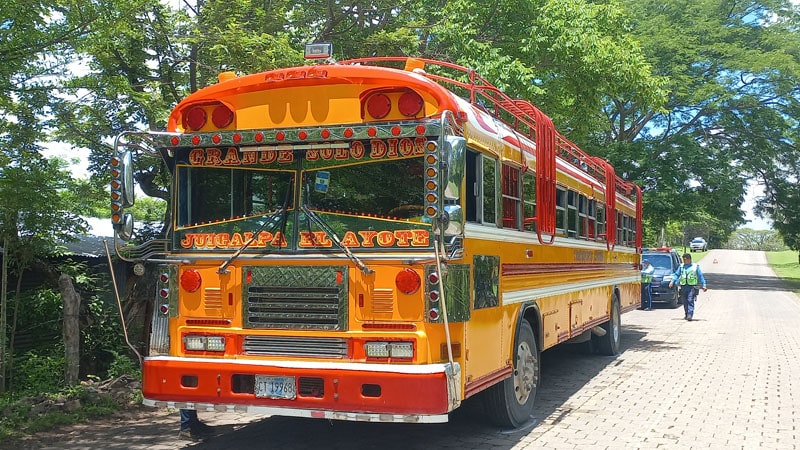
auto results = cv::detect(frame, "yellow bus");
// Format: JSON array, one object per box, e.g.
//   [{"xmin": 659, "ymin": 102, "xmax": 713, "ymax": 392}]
[{"xmin": 110, "ymin": 44, "xmax": 642, "ymax": 428}]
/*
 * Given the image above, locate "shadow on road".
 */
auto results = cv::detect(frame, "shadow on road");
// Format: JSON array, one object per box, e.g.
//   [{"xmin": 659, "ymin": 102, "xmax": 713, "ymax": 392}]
[
  {"xmin": 4, "ymin": 324, "xmax": 674, "ymax": 450},
  {"xmin": 173, "ymin": 325, "xmax": 655, "ymax": 450},
  {"xmin": 706, "ymin": 272, "xmax": 800, "ymax": 292}
]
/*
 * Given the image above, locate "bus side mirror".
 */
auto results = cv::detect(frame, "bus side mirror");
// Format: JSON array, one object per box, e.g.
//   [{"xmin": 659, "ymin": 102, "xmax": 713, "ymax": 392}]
[
  {"xmin": 111, "ymin": 147, "xmax": 136, "ymax": 241},
  {"xmin": 443, "ymin": 136, "xmax": 465, "ymax": 201},
  {"xmin": 117, "ymin": 213, "xmax": 135, "ymax": 241},
  {"xmin": 441, "ymin": 136, "xmax": 465, "ymax": 258}
]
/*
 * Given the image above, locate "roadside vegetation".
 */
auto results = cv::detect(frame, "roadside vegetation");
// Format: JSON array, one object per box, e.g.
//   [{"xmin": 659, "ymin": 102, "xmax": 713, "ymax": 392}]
[{"xmin": 766, "ymin": 251, "xmax": 800, "ymax": 296}]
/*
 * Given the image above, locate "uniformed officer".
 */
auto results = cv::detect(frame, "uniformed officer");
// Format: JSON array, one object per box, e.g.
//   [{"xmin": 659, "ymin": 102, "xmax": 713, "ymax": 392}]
[
  {"xmin": 640, "ymin": 260, "xmax": 655, "ymax": 310},
  {"xmin": 668, "ymin": 253, "xmax": 708, "ymax": 321}
]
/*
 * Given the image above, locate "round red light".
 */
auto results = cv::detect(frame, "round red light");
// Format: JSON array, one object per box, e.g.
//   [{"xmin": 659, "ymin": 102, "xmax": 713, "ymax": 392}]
[
  {"xmin": 276, "ymin": 131, "xmax": 285, "ymax": 141},
  {"xmin": 391, "ymin": 126, "xmax": 401, "ymax": 136},
  {"xmin": 159, "ymin": 304, "xmax": 169, "ymax": 314},
  {"xmin": 344, "ymin": 128, "xmax": 354, "ymax": 138},
  {"xmin": 428, "ymin": 272, "xmax": 439, "ymax": 284},
  {"xmin": 298, "ymin": 130, "xmax": 308, "ymax": 140},
  {"xmin": 180, "ymin": 269, "xmax": 202, "ymax": 293},
  {"xmin": 416, "ymin": 125, "xmax": 426, "ymax": 135},
  {"xmin": 395, "ymin": 268, "xmax": 421, "ymax": 294},
  {"xmin": 367, "ymin": 127, "xmax": 377, "ymax": 137},
  {"xmin": 233, "ymin": 133, "xmax": 242, "ymax": 143},
  {"xmin": 366, "ymin": 93, "xmax": 391, "ymax": 119},
  {"xmin": 398, "ymin": 91, "xmax": 424, "ymax": 117},
  {"xmin": 255, "ymin": 132, "xmax": 264, "ymax": 142},
  {"xmin": 185, "ymin": 107, "xmax": 207, "ymax": 131},
  {"xmin": 428, "ymin": 309, "xmax": 439, "ymax": 320},
  {"xmin": 171, "ymin": 136, "xmax": 180, "ymax": 146},
  {"xmin": 321, "ymin": 129, "xmax": 331, "ymax": 139},
  {"xmin": 160, "ymin": 273, "xmax": 169, "ymax": 283},
  {"xmin": 429, "ymin": 290, "xmax": 439, "ymax": 301},
  {"xmin": 212, "ymin": 134, "xmax": 221, "ymax": 144},
  {"xmin": 191, "ymin": 135, "xmax": 201, "ymax": 145},
  {"xmin": 159, "ymin": 288, "xmax": 169, "ymax": 298},
  {"xmin": 211, "ymin": 104, "xmax": 234, "ymax": 128}
]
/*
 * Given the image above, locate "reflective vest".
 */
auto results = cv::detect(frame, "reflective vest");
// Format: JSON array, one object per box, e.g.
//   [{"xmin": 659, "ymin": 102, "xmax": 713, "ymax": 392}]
[
  {"xmin": 641, "ymin": 265, "xmax": 654, "ymax": 284},
  {"xmin": 678, "ymin": 264, "xmax": 699, "ymax": 286}
]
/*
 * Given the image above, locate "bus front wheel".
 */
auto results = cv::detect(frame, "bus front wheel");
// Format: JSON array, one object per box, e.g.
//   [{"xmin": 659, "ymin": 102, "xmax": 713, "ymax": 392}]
[{"xmin": 482, "ymin": 320, "xmax": 539, "ymax": 428}]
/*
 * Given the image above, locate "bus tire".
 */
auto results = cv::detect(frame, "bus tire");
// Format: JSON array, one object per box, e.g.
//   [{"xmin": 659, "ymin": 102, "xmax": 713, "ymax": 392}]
[
  {"xmin": 595, "ymin": 295, "xmax": 621, "ymax": 356},
  {"xmin": 482, "ymin": 320, "xmax": 538, "ymax": 428}
]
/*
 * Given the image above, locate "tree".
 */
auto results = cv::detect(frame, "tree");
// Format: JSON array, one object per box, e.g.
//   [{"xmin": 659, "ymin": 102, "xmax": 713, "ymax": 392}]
[
  {"xmin": 726, "ymin": 229, "xmax": 785, "ymax": 251},
  {"xmin": 609, "ymin": 0, "xmax": 800, "ymax": 243},
  {"xmin": 0, "ymin": 0, "xmax": 99, "ymax": 393}
]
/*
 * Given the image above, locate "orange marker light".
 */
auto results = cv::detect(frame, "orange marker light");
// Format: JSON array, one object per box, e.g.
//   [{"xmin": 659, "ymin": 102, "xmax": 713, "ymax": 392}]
[
  {"xmin": 180, "ymin": 269, "xmax": 202, "ymax": 293},
  {"xmin": 395, "ymin": 268, "xmax": 421, "ymax": 294}
]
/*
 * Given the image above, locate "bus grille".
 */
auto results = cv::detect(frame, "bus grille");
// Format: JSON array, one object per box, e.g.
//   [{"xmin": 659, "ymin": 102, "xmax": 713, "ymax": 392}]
[
  {"xmin": 243, "ymin": 336, "xmax": 348, "ymax": 358},
  {"xmin": 243, "ymin": 265, "xmax": 348, "ymax": 330}
]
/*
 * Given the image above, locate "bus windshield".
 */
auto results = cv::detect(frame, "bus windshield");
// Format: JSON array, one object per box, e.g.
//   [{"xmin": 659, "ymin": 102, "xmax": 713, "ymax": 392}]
[{"xmin": 173, "ymin": 148, "xmax": 431, "ymax": 252}]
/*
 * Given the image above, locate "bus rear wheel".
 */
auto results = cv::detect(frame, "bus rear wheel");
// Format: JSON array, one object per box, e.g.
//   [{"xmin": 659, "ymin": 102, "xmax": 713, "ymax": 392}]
[
  {"xmin": 482, "ymin": 320, "xmax": 538, "ymax": 428},
  {"xmin": 594, "ymin": 295, "xmax": 621, "ymax": 356}
]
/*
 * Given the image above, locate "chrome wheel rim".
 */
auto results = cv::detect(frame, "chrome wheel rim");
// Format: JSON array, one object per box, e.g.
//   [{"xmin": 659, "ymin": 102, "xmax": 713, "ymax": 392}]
[{"xmin": 513, "ymin": 341, "xmax": 537, "ymax": 405}]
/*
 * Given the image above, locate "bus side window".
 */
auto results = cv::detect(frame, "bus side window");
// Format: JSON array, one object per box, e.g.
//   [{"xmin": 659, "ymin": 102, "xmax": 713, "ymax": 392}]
[
  {"xmin": 501, "ymin": 163, "xmax": 521, "ymax": 229},
  {"xmin": 482, "ymin": 156, "xmax": 497, "ymax": 226},
  {"xmin": 523, "ymin": 172, "xmax": 536, "ymax": 232},
  {"xmin": 555, "ymin": 187, "xmax": 566, "ymax": 235},
  {"xmin": 466, "ymin": 150, "xmax": 478, "ymax": 222},
  {"xmin": 567, "ymin": 189, "xmax": 578, "ymax": 238},
  {"xmin": 578, "ymin": 194, "xmax": 588, "ymax": 239},
  {"xmin": 465, "ymin": 149, "xmax": 498, "ymax": 226},
  {"xmin": 596, "ymin": 202, "xmax": 606, "ymax": 240}
]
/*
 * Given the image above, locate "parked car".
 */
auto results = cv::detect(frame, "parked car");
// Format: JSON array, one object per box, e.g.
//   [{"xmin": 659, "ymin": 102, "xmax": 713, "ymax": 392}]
[
  {"xmin": 689, "ymin": 237, "xmax": 708, "ymax": 252},
  {"xmin": 642, "ymin": 247, "xmax": 681, "ymax": 308}
]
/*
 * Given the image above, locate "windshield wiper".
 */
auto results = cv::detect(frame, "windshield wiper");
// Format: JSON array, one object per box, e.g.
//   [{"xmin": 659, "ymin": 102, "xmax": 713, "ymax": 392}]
[
  {"xmin": 217, "ymin": 207, "xmax": 287, "ymax": 274},
  {"xmin": 301, "ymin": 205, "xmax": 373, "ymax": 275}
]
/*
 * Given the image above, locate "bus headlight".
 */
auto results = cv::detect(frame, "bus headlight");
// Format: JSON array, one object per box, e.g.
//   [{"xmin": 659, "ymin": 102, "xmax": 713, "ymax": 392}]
[
  {"xmin": 364, "ymin": 341, "xmax": 414, "ymax": 359},
  {"xmin": 184, "ymin": 335, "xmax": 226, "ymax": 352}
]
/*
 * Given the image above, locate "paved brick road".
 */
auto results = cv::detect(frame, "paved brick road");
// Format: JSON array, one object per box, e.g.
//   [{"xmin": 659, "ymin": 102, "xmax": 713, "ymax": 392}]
[{"xmin": 8, "ymin": 249, "xmax": 799, "ymax": 449}]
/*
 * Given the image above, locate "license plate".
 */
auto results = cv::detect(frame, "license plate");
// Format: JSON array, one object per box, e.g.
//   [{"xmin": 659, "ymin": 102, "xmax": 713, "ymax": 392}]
[{"xmin": 255, "ymin": 375, "xmax": 296, "ymax": 399}]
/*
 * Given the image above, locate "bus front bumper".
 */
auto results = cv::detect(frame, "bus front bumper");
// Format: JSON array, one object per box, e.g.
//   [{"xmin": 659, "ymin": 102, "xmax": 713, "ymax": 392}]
[{"xmin": 142, "ymin": 356, "xmax": 459, "ymax": 423}]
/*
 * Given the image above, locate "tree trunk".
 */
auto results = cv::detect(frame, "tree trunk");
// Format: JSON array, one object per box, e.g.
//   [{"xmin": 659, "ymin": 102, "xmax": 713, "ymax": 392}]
[
  {"xmin": 59, "ymin": 273, "xmax": 81, "ymax": 386},
  {"xmin": 0, "ymin": 238, "xmax": 7, "ymax": 394}
]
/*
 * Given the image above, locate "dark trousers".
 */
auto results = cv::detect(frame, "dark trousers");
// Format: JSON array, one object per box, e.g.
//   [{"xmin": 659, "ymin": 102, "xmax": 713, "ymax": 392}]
[
  {"xmin": 180, "ymin": 409, "xmax": 198, "ymax": 431},
  {"xmin": 641, "ymin": 285, "xmax": 652, "ymax": 309},
  {"xmin": 679, "ymin": 285, "xmax": 699, "ymax": 318}
]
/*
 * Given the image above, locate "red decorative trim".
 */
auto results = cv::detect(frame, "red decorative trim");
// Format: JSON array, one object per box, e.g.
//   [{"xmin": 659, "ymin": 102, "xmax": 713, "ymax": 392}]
[
  {"xmin": 464, "ymin": 366, "xmax": 513, "ymax": 399},
  {"xmin": 502, "ymin": 262, "xmax": 627, "ymax": 276}
]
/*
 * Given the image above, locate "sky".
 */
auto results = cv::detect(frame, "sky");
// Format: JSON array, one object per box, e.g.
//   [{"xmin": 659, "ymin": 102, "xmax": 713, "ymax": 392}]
[{"xmin": 741, "ymin": 182, "xmax": 773, "ymax": 230}]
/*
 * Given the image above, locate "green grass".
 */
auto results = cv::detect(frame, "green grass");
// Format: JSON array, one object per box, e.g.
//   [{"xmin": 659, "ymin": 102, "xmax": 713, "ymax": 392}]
[
  {"xmin": 766, "ymin": 250, "xmax": 800, "ymax": 296},
  {"xmin": 0, "ymin": 386, "xmax": 129, "ymax": 442}
]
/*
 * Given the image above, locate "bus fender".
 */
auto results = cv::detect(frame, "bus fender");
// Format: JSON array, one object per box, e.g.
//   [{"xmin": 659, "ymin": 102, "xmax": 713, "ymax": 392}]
[{"xmin": 514, "ymin": 301, "xmax": 542, "ymax": 355}]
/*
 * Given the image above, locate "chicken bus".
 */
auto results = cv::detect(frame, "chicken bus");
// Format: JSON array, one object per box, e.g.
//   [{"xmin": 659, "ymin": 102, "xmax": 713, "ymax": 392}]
[{"xmin": 110, "ymin": 44, "xmax": 642, "ymax": 428}]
